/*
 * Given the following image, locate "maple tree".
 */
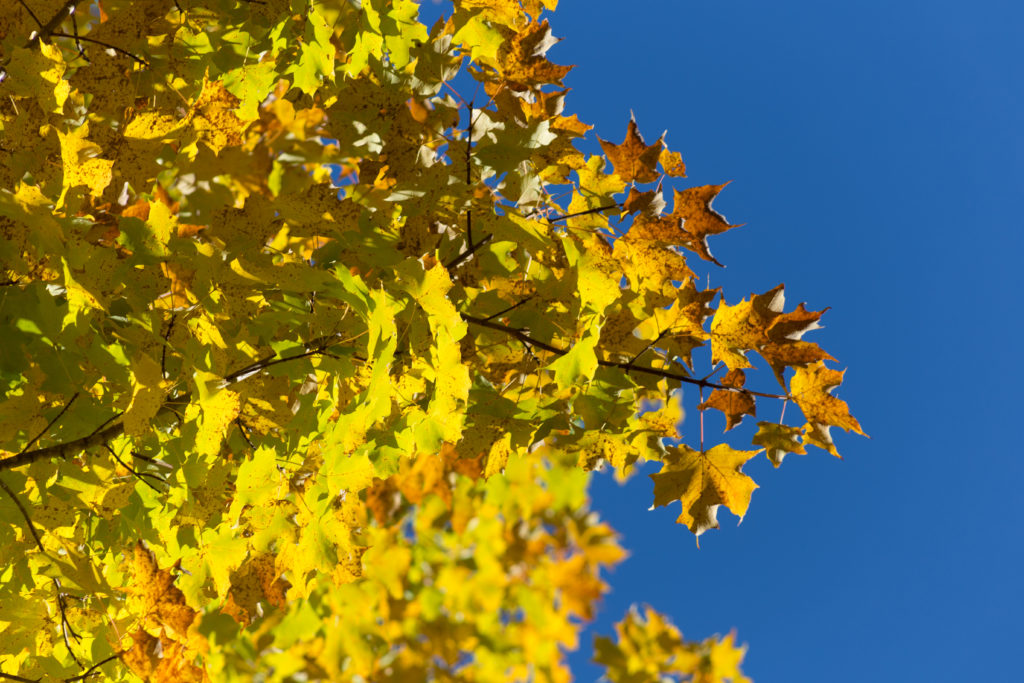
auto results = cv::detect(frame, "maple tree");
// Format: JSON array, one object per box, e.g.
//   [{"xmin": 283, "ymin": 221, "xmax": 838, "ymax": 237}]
[{"xmin": 0, "ymin": 0, "xmax": 863, "ymax": 681}]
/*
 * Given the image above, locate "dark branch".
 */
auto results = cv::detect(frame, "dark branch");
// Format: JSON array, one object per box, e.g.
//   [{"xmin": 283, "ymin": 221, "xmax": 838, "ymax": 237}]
[
  {"xmin": 27, "ymin": 0, "xmax": 84, "ymax": 47},
  {"xmin": 462, "ymin": 314, "xmax": 789, "ymax": 399},
  {"xmin": 63, "ymin": 652, "xmax": 123, "ymax": 682},
  {"xmin": 445, "ymin": 233, "xmax": 493, "ymax": 270},
  {"xmin": 235, "ymin": 418, "xmax": 255, "ymax": 450},
  {"xmin": 547, "ymin": 202, "xmax": 621, "ymax": 223},
  {"xmin": 104, "ymin": 444, "xmax": 165, "ymax": 493},
  {"xmin": 463, "ymin": 314, "xmax": 563, "ymax": 355},
  {"xmin": 161, "ymin": 314, "xmax": 177, "ymax": 379},
  {"xmin": 1, "ymin": 334, "xmax": 348, "ymax": 471},
  {"xmin": 53, "ymin": 578, "xmax": 83, "ymax": 666},
  {"xmin": 21, "ymin": 393, "xmax": 79, "ymax": 455},
  {"xmin": 466, "ymin": 101, "xmax": 474, "ymax": 246},
  {"xmin": 16, "ymin": 0, "xmax": 43, "ymax": 32},
  {"xmin": 49, "ymin": 32, "xmax": 150, "ymax": 66},
  {"xmin": 483, "ymin": 295, "xmax": 534, "ymax": 322},
  {"xmin": 0, "ymin": 477, "xmax": 46, "ymax": 553},
  {"xmin": 220, "ymin": 333, "xmax": 343, "ymax": 385}
]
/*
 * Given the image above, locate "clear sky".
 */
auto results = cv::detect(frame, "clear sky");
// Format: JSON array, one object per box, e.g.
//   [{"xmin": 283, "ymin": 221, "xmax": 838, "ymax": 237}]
[
  {"xmin": 537, "ymin": 1, "xmax": 1023, "ymax": 681},
  {"xmin": 422, "ymin": 1, "xmax": 1023, "ymax": 680}
]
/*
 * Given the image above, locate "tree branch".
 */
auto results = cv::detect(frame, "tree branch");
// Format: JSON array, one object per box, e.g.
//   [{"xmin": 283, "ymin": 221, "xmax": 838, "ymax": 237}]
[
  {"xmin": 104, "ymin": 444, "xmax": 165, "ymax": 492},
  {"xmin": 445, "ymin": 233, "xmax": 493, "ymax": 270},
  {"xmin": 26, "ymin": 0, "xmax": 85, "ymax": 47},
  {"xmin": 63, "ymin": 652, "xmax": 123, "ymax": 682},
  {"xmin": 53, "ymin": 578, "xmax": 83, "ymax": 667},
  {"xmin": 547, "ymin": 202, "xmax": 621, "ymax": 223},
  {"xmin": 49, "ymin": 32, "xmax": 150, "ymax": 66},
  {"xmin": 21, "ymin": 393, "xmax": 79, "ymax": 455},
  {"xmin": 16, "ymin": 0, "xmax": 43, "ymax": 33},
  {"xmin": 462, "ymin": 314, "xmax": 789, "ymax": 399},
  {"xmin": 0, "ymin": 477, "xmax": 46, "ymax": 552},
  {"xmin": 466, "ymin": 100, "xmax": 474, "ymax": 246},
  {"xmin": 0, "ymin": 334, "xmax": 351, "ymax": 472}
]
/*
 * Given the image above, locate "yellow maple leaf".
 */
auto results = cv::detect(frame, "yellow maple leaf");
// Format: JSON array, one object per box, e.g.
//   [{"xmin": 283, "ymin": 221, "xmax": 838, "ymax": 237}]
[
  {"xmin": 55, "ymin": 122, "xmax": 114, "ymax": 204},
  {"xmin": 649, "ymin": 443, "xmax": 760, "ymax": 538},
  {"xmin": 195, "ymin": 387, "xmax": 241, "ymax": 457},
  {"xmin": 710, "ymin": 284, "xmax": 834, "ymax": 383},
  {"xmin": 790, "ymin": 361, "xmax": 865, "ymax": 456},
  {"xmin": 123, "ymin": 352, "xmax": 167, "ymax": 437}
]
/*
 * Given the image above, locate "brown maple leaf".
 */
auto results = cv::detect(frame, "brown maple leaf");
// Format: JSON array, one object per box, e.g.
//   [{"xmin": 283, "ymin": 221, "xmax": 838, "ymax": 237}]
[
  {"xmin": 698, "ymin": 369, "xmax": 756, "ymax": 431},
  {"xmin": 599, "ymin": 118, "xmax": 662, "ymax": 183},
  {"xmin": 632, "ymin": 183, "xmax": 742, "ymax": 265}
]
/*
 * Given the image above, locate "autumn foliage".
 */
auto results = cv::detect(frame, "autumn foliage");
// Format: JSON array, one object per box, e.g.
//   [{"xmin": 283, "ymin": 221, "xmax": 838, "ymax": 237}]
[{"xmin": 0, "ymin": 1, "xmax": 861, "ymax": 681}]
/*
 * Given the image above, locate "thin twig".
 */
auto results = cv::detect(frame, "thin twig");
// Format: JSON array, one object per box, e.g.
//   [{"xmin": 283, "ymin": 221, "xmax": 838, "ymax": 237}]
[
  {"xmin": 68, "ymin": 4, "xmax": 87, "ymax": 62},
  {"xmin": 547, "ymin": 202, "xmax": 621, "ymax": 223},
  {"xmin": 235, "ymin": 418, "xmax": 255, "ymax": 450},
  {"xmin": 626, "ymin": 328, "xmax": 668, "ymax": 368},
  {"xmin": 16, "ymin": 0, "xmax": 43, "ymax": 32},
  {"xmin": 161, "ymin": 314, "xmax": 177, "ymax": 379},
  {"xmin": 20, "ymin": 393, "xmax": 79, "ymax": 455},
  {"xmin": 49, "ymin": 32, "xmax": 150, "ymax": 66},
  {"xmin": 445, "ymin": 233, "xmax": 493, "ymax": 270},
  {"xmin": 85, "ymin": 411, "xmax": 122, "ymax": 439},
  {"xmin": 483, "ymin": 295, "xmax": 534, "ymax": 322},
  {"xmin": 53, "ymin": 578, "xmax": 83, "ymax": 667},
  {"xmin": 104, "ymin": 444, "xmax": 165, "ymax": 492},
  {"xmin": 0, "ymin": 477, "xmax": 46, "ymax": 553},
  {"xmin": 466, "ymin": 100, "xmax": 474, "ymax": 246},
  {"xmin": 63, "ymin": 652, "xmax": 124, "ymax": 682}
]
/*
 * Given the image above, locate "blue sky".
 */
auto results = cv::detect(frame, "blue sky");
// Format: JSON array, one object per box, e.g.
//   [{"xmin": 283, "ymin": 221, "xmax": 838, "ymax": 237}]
[
  {"xmin": 536, "ymin": 1, "xmax": 1023, "ymax": 681},
  {"xmin": 421, "ymin": 1, "xmax": 1023, "ymax": 680}
]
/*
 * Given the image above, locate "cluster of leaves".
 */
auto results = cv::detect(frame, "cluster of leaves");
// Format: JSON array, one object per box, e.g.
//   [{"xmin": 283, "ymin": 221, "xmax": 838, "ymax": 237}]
[{"xmin": 0, "ymin": 0, "xmax": 861, "ymax": 680}]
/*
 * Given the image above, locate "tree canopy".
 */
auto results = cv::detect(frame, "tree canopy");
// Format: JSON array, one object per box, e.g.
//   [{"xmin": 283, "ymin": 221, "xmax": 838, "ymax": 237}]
[{"xmin": 0, "ymin": 1, "xmax": 862, "ymax": 681}]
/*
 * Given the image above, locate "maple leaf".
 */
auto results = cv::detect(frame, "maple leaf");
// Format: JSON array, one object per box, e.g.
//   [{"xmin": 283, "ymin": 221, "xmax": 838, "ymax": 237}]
[
  {"xmin": 493, "ymin": 20, "xmax": 573, "ymax": 90},
  {"xmin": 119, "ymin": 542, "xmax": 206, "ymax": 680},
  {"xmin": 621, "ymin": 185, "xmax": 667, "ymax": 218},
  {"xmin": 699, "ymin": 369, "xmax": 756, "ymax": 431},
  {"xmin": 710, "ymin": 283, "xmax": 834, "ymax": 384},
  {"xmin": 752, "ymin": 421, "xmax": 806, "ymax": 467},
  {"xmin": 659, "ymin": 147, "xmax": 688, "ymax": 177},
  {"xmin": 599, "ymin": 117, "xmax": 663, "ymax": 183},
  {"xmin": 650, "ymin": 444, "xmax": 761, "ymax": 537},
  {"xmin": 636, "ymin": 183, "xmax": 743, "ymax": 265},
  {"xmin": 790, "ymin": 361, "xmax": 865, "ymax": 456}
]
